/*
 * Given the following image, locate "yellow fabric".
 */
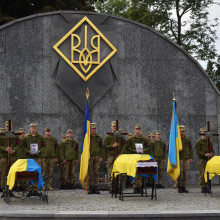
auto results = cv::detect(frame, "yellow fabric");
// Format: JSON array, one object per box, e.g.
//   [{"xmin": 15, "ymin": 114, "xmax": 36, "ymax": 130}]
[
  {"xmin": 204, "ymin": 156, "xmax": 220, "ymax": 182},
  {"xmin": 7, "ymin": 159, "xmax": 27, "ymax": 190},
  {"xmin": 79, "ymin": 120, "xmax": 90, "ymax": 187},
  {"xmin": 112, "ymin": 154, "xmax": 151, "ymax": 177}
]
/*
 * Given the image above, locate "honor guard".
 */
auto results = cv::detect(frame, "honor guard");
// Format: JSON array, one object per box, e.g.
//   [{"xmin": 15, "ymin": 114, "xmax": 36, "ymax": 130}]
[
  {"xmin": 88, "ymin": 123, "xmax": 104, "ymax": 194},
  {"xmin": 14, "ymin": 128, "xmax": 27, "ymax": 159},
  {"xmin": 145, "ymin": 132, "xmax": 151, "ymax": 143},
  {"xmin": 58, "ymin": 134, "xmax": 67, "ymax": 189},
  {"xmin": 196, "ymin": 127, "xmax": 215, "ymax": 193},
  {"xmin": 126, "ymin": 124, "xmax": 149, "ymax": 193},
  {"xmin": 150, "ymin": 131, "xmax": 166, "ymax": 189},
  {"xmin": 104, "ymin": 121, "xmax": 126, "ymax": 194},
  {"xmin": 150, "ymin": 133, "xmax": 155, "ymax": 142},
  {"xmin": 41, "ymin": 128, "xmax": 59, "ymax": 191},
  {"xmin": 61, "ymin": 129, "xmax": 79, "ymax": 189},
  {"xmin": 178, "ymin": 125, "xmax": 193, "ymax": 193}
]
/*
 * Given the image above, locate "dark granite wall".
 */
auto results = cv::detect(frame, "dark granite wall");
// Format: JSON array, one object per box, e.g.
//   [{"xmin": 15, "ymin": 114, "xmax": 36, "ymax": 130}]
[{"xmin": 0, "ymin": 11, "xmax": 219, "ymax": 186}]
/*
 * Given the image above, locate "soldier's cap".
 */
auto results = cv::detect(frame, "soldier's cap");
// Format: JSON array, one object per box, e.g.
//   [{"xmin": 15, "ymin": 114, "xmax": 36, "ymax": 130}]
[
  {"xmin": 90, "ymin": 123, "xmax": 97, "ymax": 129},
  {"xmin": 156, "ymin": 131, "xmax": 161, "ymax": 135},
  {"xmin": 134, "ymin": 124, "xmax": 141, "ymax": 129},
  {"xmin": 44, "ymin": 128, "xmax": 51, "ymax": 131},
  {"xmin": 179, "ymin": 125, "xmax": 186, "ymax": 132},
  {"xmin": 145, "ymin": 132, "xmax": 150, "ymax": 136},
  {"xmin": 200, "ymin": 127, "xmax": 207, "ymax": 133},
  {"xmin": 5, "ymin": 121, "xmax": 9, "ymax": 126},
  {"xmin": 19, "ymin": 128, "xmax": 25, "ymax": 133},
  {"xmin": 150, "ymin": 133, "xmax": 155, "ymax": 136},
  {"xmin": 30, "ymin": 123, "xmax": 37, "ymax": 127},
  {"xmin": 119, "ymin": 128, "xmax": 124, "ymax": 133},
  {"xmin": 128, "ymin": 132, "xmax": 133, "ymax": 136},
  {"xmin": 62, "ymin": 134, "xmax": 67, "ymax": 138},
  {"xmin": 111, "ymin": 121, "xmax": 116, "ymax": 126},
  {"xmin": 67, "ymin": 129, "xmax": 73, "ymax": 133}
]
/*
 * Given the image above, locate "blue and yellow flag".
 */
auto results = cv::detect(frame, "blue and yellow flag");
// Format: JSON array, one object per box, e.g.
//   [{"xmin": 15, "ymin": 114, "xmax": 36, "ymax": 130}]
[
  {"xmin": 167, "ymin": 100, "xmax": 183, "ymax": 182},
  {"xmin": 79, "ymin": 99, "xmax": 90, "ymax": 187}
]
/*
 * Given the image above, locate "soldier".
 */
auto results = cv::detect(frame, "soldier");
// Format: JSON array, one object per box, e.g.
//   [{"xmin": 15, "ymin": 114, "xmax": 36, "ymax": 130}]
[
  {"xmin": 178, "ymin": 125, "xmax": 193, "ymax": 193},
  {"xmin": 58, "ymin": 134, "xmax": 67, "ymax": 189},
  {"xmin": 104, "ymin": 121, "xmax": 126, "ymax": 194},
  {"xmin": 150, "ymin": 131, "xmax": 166, "ymax": 189},
  {"xmin": 127, "ymin": 124, "xmax": 149, "ymax": 193},
  {"xmin": 0, "ymin": 121, "xmax": 18, "ymax": 198},
  {"xmin": 61, "ymin": 129, "xmax": 79, "ymax": 189},
  {"xmin": 88, "ymin": 123, "xmax": 104, "ymax": 194},
  {"xmin": 146, "ymin": 132, "xmax": 151, "ymax": 143},
  {"xmin": 41, "ymin": 128, "xmax": 59, "ymax": 191},
  {"xmin": 150, "ymin": 133, "xmax": 155, "ymax": 142},
  {"xmin": 14, "ymin": 128, "xmax": 27, "ymax": 160},
  {"xmin": 196, "ymin": 127, "xmax": 215, "ymax": 193},
  {"xmin": 21, "ymin": 123, "xmax": 45, "ymax": 196}
]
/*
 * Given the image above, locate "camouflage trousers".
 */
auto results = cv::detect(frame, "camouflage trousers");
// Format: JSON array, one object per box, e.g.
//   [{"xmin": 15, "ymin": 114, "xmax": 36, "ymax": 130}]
[
  {"xmin": 107, "ymin": 156, "xmax": 116, "ymax": 190},
  {"xmin": 197, "ymin": 159, "xmax": 208, "ymax": 187},
  {"xmin": 41, "ymin": 158, "xmax": 55, "ymax": 186},
  {"xmin": 155, "ymin": 159, "xmax": 164, "ymax": 185},
  {"xmin": 178, "ymin": 159, "xmax": 190, "ymax": 188},
  {"xmin": 59, "ymin": 164, "xmax": 65, "ymax": 186},
  {"xmin": 64, "ymin": 160, "xmax": 76, "ymax": 185},
  {"xmin": 88, "ymin": 156, "xmax": 100, "ymax": 187}
]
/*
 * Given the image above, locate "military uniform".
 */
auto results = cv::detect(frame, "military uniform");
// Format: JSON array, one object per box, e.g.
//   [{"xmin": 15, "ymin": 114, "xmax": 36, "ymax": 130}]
[
  {"xmin": 196, "ymin": 128, "xmax": 215, "ymax": 192},
  {"xmin": 58, "ymin": 134, "xmax": 66, "ymax": 189},
  {"xmin": 88, "ymin": 129, "xmax": 103, "ymax": 194},
  {"xmin": 14, "ymin": 137, "xmax": 27, "ymax": 159},
  {"xmin": 178, "ymin": 125, "xmax": 193, "ymax": 193},
  {"xmin": 150, "ymin": 134, "xmax": 166, "ymax": 187},
  {"xmin": 41, "ymin": 129, "xmax": 59, "ymax": 190},
  {"xmin": 104, "ymin": 133, "xmax": 126, "ymax": 191},
  {"xmin": 127, "ymin": 125, "xmax": 149, "ymax": 191},
  {"xmin": 61, "ymin": 137, "xmax": 79, "ymax": 188}
]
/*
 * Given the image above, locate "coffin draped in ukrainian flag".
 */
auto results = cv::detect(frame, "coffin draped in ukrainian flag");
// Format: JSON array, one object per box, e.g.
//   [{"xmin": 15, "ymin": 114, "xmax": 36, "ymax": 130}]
[{"xmin": 7, "ymin": 159, "xmax": 44, "ymax": 190}]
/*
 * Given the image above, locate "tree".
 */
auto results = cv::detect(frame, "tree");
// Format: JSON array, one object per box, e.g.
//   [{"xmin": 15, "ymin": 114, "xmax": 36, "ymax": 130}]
[
  {"xmin": 95, "ymin": 0, "xmax": 219, "ymax": 61},
  {"xmin": 0, "ymin": 0, "xmax": 97, "ymax": 25}
]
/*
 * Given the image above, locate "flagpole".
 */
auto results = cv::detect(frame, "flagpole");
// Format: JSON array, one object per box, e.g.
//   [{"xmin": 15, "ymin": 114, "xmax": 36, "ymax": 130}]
[{"xmin": 85, "ymin": 88, "xmax": 89, "ymax": 194}]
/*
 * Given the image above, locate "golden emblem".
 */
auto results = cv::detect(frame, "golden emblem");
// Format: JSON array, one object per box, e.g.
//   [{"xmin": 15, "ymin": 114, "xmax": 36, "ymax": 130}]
[{"xmin": 53, "ymin": 16, "xmax": 117, "ymax": 82}]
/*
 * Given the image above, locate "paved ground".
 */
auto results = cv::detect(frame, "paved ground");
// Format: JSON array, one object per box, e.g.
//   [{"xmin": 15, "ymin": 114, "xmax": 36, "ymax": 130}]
[{"xmin": 0, "ymin": 186, "xmax": 219, "ymax": 212}]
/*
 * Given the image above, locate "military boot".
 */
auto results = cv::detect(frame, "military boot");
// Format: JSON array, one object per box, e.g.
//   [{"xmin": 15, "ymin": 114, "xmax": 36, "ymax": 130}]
[
  {"xmin": 93, "ymin": 186, "xmax": 100, "ymax": 194},
  {"xmin": 1, "ymin": 192, "xmax": 5, "ymax": 198},
  {"xmin": 88, "ymin": 186, "xmax": 93, "ymax": 194},
  {"xmin": 201, "ymin": 187, "xmax": 206, "ymax": 193},
  {"xmin": 178, "ymin": 187, "xmax": 183, "ymax": 193},
  {"xmin": 182, "ymin": 187, "xmax": 189, "ymax": 193}
]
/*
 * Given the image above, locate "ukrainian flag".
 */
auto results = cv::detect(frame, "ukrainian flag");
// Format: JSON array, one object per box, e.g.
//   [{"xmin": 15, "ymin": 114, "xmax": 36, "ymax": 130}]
[
  {"xmin": 79, "ymin": 99, "xmax": 90, "ymax": 187},
  {"xmin": 167, "ymin": 100, "xmax": 183, "ymax": 182}
]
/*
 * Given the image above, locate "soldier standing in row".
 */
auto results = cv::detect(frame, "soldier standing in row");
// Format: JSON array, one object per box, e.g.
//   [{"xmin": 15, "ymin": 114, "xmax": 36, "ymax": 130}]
[
  {"xmin": 14, "ymin": 128, "xmax": 26, "ymax": 160},
  {"xmin": 150, "ymin": 133, "xmax": 155, "ymax": 142},
  {"xmin": 196, "ymin": 127, "xmax": 215, "ymax": 193},
  {"xmin": 61, "ymin": 129, "xmax": 79, "ymax": 189},
  {"xmin": 58, "ymin": 134, "xmax": 67, "ymax": 189},
  {"xmin": 88, "ymin": 123, "xmax": 104, "ymax": 194},
  {"xmin": 178, "ymin": 125, "xmax": 193, "ymax": 193},
  {"xmin": 104, "ymin": 121, "xmax": 126, "ymax": 194},
  {"xmin": 41, "ymin": 128, "xmax": 59, "ymax": 191},
  {"xmin": 150, "ymin": 131, "xmax": 166, "ymax": 189},
  {"xmin": 127, "ymin": 124, "xmax": 149, "ymax": 193}
]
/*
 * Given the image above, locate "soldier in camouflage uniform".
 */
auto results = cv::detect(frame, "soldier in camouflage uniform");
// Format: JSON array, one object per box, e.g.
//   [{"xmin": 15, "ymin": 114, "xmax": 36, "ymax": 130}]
[
  {"xmin": 14, "ymin": 128, "xmax": 27, "ymax": 160},
  {"xmin": 41, "ymin": 128, "xmax": 59, "ymax": 191},
  {"xmin": 88, "ymin": 123, "xmax": 104, "ymax": 194},
  {"xmin": 150, "ymin": 131, "xmax": 166, "ymax": 189},
  {"xmin": 61, "ymin": 129, "xmax": 79, "ymax": 189},
  {"xmin": 58, "ymin": 134, "xmax": 67, "ymax": 189},
  {"xmin": 127, "ymin": 124, "xmax": 149, "ymax": 193},
  {"xmin": 0, "ymin": 121, "xmax": 18, "ymax": 198},
  {"xmin": 146, "ymin": 132, "xmax": 151, "ymax": 143},
  {"xmin": 196, "ymin": 127, "xmax": 215, "ymax": 193},
  {"xmin": 178, "ymin": 125, "xmax": 193, "ymax": 193},
  {"xmin": 150, "ymin": 133, "xmax": 155, "ymax": 143},
  {"xmin": 104, "ymin": 121, "xmax": 126, "ymax": 193}
]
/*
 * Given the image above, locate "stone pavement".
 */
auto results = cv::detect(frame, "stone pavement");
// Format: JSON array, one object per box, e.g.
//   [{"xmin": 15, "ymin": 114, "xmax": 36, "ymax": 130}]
[{"xmin": 0, "ymin": 186, "xmax": 219, "ymax": 212}]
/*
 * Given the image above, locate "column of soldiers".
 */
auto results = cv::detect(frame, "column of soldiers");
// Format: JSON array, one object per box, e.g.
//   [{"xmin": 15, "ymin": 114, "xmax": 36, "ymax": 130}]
[{"xmin": 0, "ymin": 121, "xmax": 216, "ymax": 198}]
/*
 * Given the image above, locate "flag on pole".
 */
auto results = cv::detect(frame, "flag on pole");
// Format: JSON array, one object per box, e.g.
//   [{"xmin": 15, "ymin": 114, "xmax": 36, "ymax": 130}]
[
  {"xmin": 167, "ymin": 99, "xmax": 183, "ymax": 182},
  {"xmin": 79, "ymin": 90, "xmax": 90, "ymax": 187}
]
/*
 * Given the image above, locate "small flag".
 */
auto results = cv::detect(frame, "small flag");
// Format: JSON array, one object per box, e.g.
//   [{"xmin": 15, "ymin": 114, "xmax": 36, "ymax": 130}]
[{"xmin": 167, "ymin": 100, "xmax": 183, "ymax": 182}]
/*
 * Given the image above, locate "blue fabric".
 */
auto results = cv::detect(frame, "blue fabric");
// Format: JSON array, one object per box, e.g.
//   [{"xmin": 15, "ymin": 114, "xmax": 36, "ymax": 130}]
[{"xmin": 27, "ymin": 159, "xmax": 44, "ymax": 189}]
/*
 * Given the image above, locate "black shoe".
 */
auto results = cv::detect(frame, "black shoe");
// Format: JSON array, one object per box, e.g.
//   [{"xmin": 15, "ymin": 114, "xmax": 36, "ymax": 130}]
[
  {"xmin": 1, "ymin": 192, "xmax": 5, "ymax": 198},
  {"xmin": 133, "ymin": 188, "xmax": 138, "ymax": 193},
  {"xmin": 9, "ymin": 191, "xmax": 15, "ymax": 197},
  {"xmin": 93, "ymin": 186, "xmax": 100, "ymax": 194},
  {"xmin": 88, "ymin": 186, "xmax": 93, "ymax": 194},
  {"xmin": 182, "ymin": 187, "xmax": 189, "ymax": 193},
  {"xmin": 205, "ymin": 188, "xmax": 211, "ymax": 194},
  {"xmin": 201, "ymin": 187, "xmax": 206, "ymax": 193},
  {"xmin": 157, "ymin": 184, "xmax": 165, "ymax": 189},
  {"xmin": 59, "ymin": 185, "xmax": 64, "ymax": 190},
  {"xmin": 27, "ymin": 191, "xmax": 33, "ymax": 197},
  {"xmin": 137, "ymin": 187, "xmax": 143, "ymax": 193},
  {"xmin": 178, "ymin": 187, "xmax": 183, "ymax": 193}
]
